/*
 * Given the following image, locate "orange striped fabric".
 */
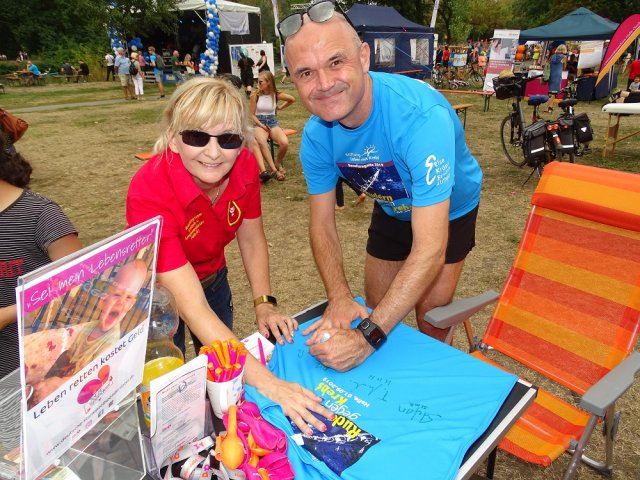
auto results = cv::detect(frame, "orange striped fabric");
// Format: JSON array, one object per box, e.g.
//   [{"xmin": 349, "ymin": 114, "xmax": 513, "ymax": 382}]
[
  {"xmin": 480, "ymin": 163, "xmax": 640, "ymax": 466},
  {"xmin": 533, "ymin": 161, "xmax": 640, "ymax": 232}
]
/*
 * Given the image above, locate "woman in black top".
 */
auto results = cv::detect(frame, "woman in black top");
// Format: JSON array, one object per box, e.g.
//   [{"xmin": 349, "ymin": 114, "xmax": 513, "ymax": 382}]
[{"xmin": 257, "ymin": 50, "xmax": 270, "ymax": 72}]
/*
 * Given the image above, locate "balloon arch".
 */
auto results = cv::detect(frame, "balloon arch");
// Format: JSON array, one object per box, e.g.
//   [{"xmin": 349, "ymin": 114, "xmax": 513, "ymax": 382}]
[
  {"xmin": 200, "ymin": 0, "xmax": 221, "ymax": 76},
  {"xmin": 108, "ymin": 0, "xmax": 222, "ymax": 76}
]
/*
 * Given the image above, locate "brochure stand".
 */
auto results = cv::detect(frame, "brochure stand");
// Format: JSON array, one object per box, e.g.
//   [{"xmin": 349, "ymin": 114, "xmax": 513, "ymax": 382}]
[{"xmin": 0, "ymin": 369, "xmax": 146, "ymax": 480}]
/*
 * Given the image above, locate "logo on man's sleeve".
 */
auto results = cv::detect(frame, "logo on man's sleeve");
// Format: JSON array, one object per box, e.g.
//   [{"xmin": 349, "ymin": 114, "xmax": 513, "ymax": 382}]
[{"xmin": 425, "ymin": 154, "xmax": 451, "ymax": 186}]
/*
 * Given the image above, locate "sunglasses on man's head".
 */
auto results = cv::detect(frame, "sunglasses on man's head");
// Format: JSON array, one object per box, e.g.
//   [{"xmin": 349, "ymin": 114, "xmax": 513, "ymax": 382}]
[
  {"xmin": 277, "ymin": 0, "xmax": 355, "ymax": 40},
  {"xmin": 180, "ymin": 130, "xmax": 244, "ymax": 149}
]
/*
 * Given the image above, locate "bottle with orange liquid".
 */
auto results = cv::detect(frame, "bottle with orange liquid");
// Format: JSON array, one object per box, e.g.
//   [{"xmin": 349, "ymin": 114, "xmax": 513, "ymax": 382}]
[{"xmin": 140, "ymin": 284, "xmax": 184, "ymax": 428}]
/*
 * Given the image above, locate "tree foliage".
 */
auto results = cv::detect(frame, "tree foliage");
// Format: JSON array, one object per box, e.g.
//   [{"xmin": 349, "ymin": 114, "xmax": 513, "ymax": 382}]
[{"xmin": 0, "ymin": 0, "xmax": 180, "ymax": 58}]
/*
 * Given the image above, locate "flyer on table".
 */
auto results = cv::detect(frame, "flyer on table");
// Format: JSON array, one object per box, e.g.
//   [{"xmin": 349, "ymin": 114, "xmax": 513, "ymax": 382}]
[{"xmin": 16, "ymin": 218, "xmax": 161, "ymax": 480}]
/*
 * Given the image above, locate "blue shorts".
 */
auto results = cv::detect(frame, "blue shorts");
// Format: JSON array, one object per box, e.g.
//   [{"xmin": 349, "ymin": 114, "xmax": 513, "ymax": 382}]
[
  {"xmin": 257, "ymin": 114, "xmax": 279, "ymax": 129},
  {"xmin": 154, "ymin": 72, "xmax": 163, "ymax": 83}
]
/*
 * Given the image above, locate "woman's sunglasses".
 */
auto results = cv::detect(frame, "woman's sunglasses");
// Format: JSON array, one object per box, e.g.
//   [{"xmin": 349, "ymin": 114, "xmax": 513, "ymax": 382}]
[
  {"xmin": 277, "ymin": 0, "xmax": 354, "ymax": 40},
  {"xmin": 180, "ymin": 130, "xmax": 244, "ymax": 149}
]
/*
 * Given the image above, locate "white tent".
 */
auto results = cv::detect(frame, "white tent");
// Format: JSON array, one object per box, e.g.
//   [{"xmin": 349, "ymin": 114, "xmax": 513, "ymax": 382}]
[{"xmin": 176, "ymin": 0, "xmax": 260, "ymax": 14}]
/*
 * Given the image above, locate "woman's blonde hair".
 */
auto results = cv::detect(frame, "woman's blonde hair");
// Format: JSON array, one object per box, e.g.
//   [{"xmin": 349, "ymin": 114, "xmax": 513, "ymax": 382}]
[
  {"xmin": 555, "ymin": 44, "xmax": 568, "ymax": 54},
  {"xmin": 252, "ymin": 70, "xmax": 277, "ymax": 102},
  {"xmin": 153, "ymin": 77, "xmax": 250, "ymax": 154}
]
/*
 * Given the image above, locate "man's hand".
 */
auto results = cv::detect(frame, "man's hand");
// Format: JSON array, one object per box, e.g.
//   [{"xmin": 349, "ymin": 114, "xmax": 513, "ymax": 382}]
[
  {"xmin": 255, "ymin": 304, "xmax": 298, "ymax": 345},
  {"xmin": 308, "ymin": 327, "xmax": 373, "ymax": 372},
  {"xmin": 302, "ymin": 297, "xmax": 368, "ymax": 343}
]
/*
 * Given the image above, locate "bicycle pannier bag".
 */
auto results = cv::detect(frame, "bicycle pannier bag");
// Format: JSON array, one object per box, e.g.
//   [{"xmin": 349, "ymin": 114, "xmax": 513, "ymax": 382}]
[
  {"xmin": 522, "ymin": 119, "xmax": 547, "ymax": 164},
  {"xmin": 493, "ymin": 76, "xmax": 522, "ymax": 100},
  {"xmin": 557, "ymin": 118, "xmax": 575, "ymax": 152},
  {"xmin": 573, "ymin": 112, "xmax": 593, "ymax": 144}
]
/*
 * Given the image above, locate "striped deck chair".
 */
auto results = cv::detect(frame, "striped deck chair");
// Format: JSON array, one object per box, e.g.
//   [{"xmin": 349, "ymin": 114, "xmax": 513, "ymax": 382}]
[{"xmin": 426, "ymin": 161, "xmax": 640, "ymax": 479}]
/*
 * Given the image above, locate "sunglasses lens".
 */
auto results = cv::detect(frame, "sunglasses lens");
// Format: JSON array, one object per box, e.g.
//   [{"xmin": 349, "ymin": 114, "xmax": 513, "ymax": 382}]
[
  {"xmin": 278, "ymin": 14, "xmax": 303, "ymax": 38},
  {"xmin": 181, "ymin": 130, "xmax": 210, "ymax": 147},
  {"xmin": 217, "ymin": 133, "xmax": 244, "ymax": 149},
  {"xmin": 308, "ymin": 0, "xmax": 336, "ymax": 23}
]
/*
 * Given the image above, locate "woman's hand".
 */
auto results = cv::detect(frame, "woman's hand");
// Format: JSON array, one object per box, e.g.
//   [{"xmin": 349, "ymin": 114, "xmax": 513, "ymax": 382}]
[
  {"xmin": 259, "ymin": 376, "xmax": 333, "ymax": 435},
  {"xmin": 255, "ymin": 303, "xmax": 297, "ymax": 345}
]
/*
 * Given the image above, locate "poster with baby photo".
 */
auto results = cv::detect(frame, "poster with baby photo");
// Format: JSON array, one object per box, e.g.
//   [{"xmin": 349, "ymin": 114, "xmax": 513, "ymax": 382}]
[{"xmin": 15, "ymin": 217, "xmax": 161, "ymax": 480}]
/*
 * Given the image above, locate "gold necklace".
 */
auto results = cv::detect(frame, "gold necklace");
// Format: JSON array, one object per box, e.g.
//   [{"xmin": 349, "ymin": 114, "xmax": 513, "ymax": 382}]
[{"xmin": 210, "ymin": 187, "xmax": 221, "ymax": 205}]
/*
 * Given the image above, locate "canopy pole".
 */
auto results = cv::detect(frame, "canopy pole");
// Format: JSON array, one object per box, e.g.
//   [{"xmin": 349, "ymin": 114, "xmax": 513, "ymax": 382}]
[{"xmin": 430, "ymin": 0, "xmax": 440, "ymax": 29}]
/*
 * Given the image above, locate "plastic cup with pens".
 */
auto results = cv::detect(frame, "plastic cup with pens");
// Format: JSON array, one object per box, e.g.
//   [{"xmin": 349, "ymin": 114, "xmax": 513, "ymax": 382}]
[{"xmin": 200, "ymin": 340, "xmax": 247, "ymax": 419}]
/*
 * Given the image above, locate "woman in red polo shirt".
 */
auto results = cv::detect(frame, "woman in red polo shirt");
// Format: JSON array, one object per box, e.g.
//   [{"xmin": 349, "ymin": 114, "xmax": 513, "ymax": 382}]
[{"xmin": 126, "ymin": 77, "xmax": 332, "ymax": 434}]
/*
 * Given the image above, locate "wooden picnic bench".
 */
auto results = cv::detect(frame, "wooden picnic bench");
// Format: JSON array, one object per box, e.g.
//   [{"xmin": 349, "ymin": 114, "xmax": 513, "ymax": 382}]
[
  {"xmin": 438, "ymin": 89, "xmax": 494, "ymax": 112},
  {"xmin": 452, "ymin": 103, "xmax": 472, "ymax": 129}
]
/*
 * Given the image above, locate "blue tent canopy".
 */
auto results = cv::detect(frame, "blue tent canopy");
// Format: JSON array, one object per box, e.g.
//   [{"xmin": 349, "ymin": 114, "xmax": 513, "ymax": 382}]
[
  {"xmin": 346, "ymin": 4, "xmax": 434, "ymax": 75},
  {"xmin": 346, "ymin": 4, "xmax": 431, "ymax": 33},
  {"xmin": 519, "ymin": 7, "xmax": 619, "ymax": 41}
]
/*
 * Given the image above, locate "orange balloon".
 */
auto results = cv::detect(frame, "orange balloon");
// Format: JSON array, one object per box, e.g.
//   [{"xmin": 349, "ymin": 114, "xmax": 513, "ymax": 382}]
[{"xmin": 219, "ymin": 405, "xmax": 245, "ymax": 469}]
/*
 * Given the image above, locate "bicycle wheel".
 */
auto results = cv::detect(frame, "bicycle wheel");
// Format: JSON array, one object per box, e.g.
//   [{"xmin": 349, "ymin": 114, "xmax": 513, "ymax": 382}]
[
  {"xmin": 500, "ymin": 114, "xmax": 527, "ymax": 167},
  {"xmin": 429, "ymin": 72, "xmax": 441, "ymax": 88},
  {"xmin": 468, "ymin": 71, "xmax": 484, "ymax": 89}
]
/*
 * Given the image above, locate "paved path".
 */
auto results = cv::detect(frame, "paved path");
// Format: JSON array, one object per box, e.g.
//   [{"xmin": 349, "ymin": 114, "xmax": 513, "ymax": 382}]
[{"xmin": 11, "ymin": 98, "xmax": 155, "ymax": 114}]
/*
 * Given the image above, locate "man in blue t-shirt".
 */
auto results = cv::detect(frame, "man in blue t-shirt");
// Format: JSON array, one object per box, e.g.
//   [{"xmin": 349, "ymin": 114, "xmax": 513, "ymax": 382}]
[
  {"xmin": 282, "ymin": 6, "xmax": 483, "ymax": 371},
  {"xmin": 114, "ymin": 47, "xmax": 133, "ymax": 100},
  {"xmin": 148, "ymin": 46, "xmax": 165, "ymax": 98}
]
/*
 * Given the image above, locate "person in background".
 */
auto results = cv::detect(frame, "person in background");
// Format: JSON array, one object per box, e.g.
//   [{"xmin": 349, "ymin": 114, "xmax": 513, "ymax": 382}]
[
  {"xmin": 257, "ymin": 49, "xmax": 270, "ymax": 72},
  {"xmin": 26, "ymin": 61, "xmax": 41, "ymax": 82},
  {"xmin": 621, "ymin": 52, "xmax": 632, "ymax": 74},
  {"xmin": 0, "ymin": 133, "xmax": 81, "ymax": 379},
  {"xmin": 114, "ymin": 47, "xmax": 134, "ymax": 100},
  {"xmin": 148, "ymin": 46, "xmax": 165, "ymax": 99},
  {"xmin": 627, "ymin": 57, "xmax": 640, "ymax": 90},
  {"xmin": 171, "ymin": 50, "xmax": 186, "ymax": 84},
  {"xmin": 126, "ymin": 77, "xmax": 333, "ymax": 435},
  {"xmin": 435, "ymin": 45, "xmax": 443, "ymax": 66},
  {"xmin": 282, "ymin": 3, "xmax": 482, "ymax": 371},
  {"xmin": 566, "ymin": 53, "xmax": 578, "ymax": 82},
  {"xmin": 613, "ymin": 74, "xmax": 640, "ymax": 103},
  {"xmin": 218, "ymin": 73, "xmax": 279, "ymax": 183},
  {"xmin": 543, "ymin": 44, "xmax": 567, "ymax": 114},
  {"xmin": 442, "ymin": 45, "xmax": 450, "ymax": 71},
  {"xmin": 130, "ymin": 52, "xmax": 145, "ymax": 100},
  {"xmin": 249, "ymin": 71, "xmax": 295, "ymax": 181},
  {"xmin": 61, "ymin": 60, "xmax": 76, "ymax": 82},
  {"xmin": 105, "ymin": 51, "xmax": 115, "ymax": 81},
  {"xmin": 184, "ymin": 53, "xmax": 195, "ymax": 79},
  {"xmin": 238, "ymin": 48, "xmax": 255, "ymax": 97},
  {"xmin": 77, "ymin": 60, "xmax": 90, "ymax": 82}
]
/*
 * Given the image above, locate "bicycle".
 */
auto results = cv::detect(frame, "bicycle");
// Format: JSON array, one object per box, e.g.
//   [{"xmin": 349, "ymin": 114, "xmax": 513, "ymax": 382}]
[
  {"xmin": 464, "ymin": 64, "xmax": 484, "ymax": 89},
  {"xmin": 553, "ymin": 76, "xmax": 593, "ymax": 157},
  {"xmin": 427, "ymin": 64, "xmax": 446, "ymax": 88},
  {"xmin": 495, "ymin": 73, "xmax": 574, "ymax": 182},
  {"xmin": 445, "ymin": 68, "xmax": 470, "ymax": 89}
]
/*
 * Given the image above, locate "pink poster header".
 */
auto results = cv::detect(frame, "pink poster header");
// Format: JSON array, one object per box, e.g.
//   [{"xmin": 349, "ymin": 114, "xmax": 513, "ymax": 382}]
[{"xmin": 21, "ymin": 223, "xmax": 158, "ymax": 313}]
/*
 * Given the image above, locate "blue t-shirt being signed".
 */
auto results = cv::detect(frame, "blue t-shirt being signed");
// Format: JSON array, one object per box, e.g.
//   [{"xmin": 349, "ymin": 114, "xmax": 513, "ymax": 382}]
[
  {"xmin": 299, "ymin": 72, "xmax": 482, "ymax": 221},
  {"xmin": 245, "ymin": 300, "xmax": 517, "ymax": 480}
]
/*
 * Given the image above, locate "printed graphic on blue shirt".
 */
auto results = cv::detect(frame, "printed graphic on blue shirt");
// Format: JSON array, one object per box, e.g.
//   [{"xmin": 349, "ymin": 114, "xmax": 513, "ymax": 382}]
[
  {"xmin": 337, "ymin": 159, "xmax": 411, "ymax": 216},
  {"xmin": 290, "ymin": 406, "xmax": 379, "ymax": 474}
]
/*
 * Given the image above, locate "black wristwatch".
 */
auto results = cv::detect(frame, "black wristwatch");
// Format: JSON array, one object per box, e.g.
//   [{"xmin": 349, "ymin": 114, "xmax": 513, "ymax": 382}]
[{"xmin": 356, "ymin": 318, "xmax": 387, "ymax": 350}]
